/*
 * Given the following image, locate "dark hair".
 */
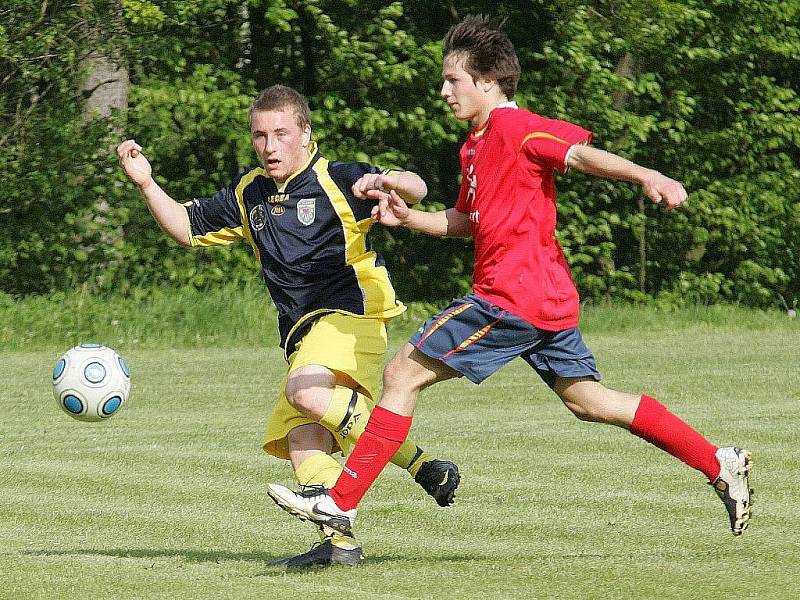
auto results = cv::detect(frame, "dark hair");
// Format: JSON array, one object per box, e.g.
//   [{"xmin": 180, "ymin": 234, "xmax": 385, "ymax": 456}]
[
  {"xmin": 249, "ymin": 85, "xmax": 311, "ymax": 129},
  {"xmin": 443, "ymin": 15, "xmax": 520, "ymax": 99}
]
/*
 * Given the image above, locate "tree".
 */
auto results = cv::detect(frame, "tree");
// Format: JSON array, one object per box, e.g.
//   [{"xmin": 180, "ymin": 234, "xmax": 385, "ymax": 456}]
[
  {"xmin": 2, "ymin": 1, "xmax": 798, "ymax": 308},
  {"xmin": 0, "ymin": 0, "xmax": 128, "ymax": 295}
]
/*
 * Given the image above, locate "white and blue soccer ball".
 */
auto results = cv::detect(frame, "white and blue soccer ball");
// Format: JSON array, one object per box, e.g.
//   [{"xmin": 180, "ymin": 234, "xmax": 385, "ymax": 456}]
[{"xmin": 52, "ymin": 343, "xmax": 131, "ymax": 422}]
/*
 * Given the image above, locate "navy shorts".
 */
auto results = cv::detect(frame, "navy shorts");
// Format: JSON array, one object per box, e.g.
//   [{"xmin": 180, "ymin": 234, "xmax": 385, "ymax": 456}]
[{"xmin": 409, "ymin": 294, "xmax": 601, "ymax": 387}]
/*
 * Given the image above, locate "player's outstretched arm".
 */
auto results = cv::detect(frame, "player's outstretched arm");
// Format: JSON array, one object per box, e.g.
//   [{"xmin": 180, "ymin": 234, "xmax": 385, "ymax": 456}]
[
  {"xmin": 352, "ymin": 171, "xmax": 427, "ymax": 205},
  {"xmin": 116, "ymin": 139, "xmax": 192, "ymax": 247},
  {"xmin": 371, "ymin": 190, "xmax": 471, "ymax": 237},
  {"xmin": 566, "ymin": 144, "xmax": 688, "ymax": 210}
]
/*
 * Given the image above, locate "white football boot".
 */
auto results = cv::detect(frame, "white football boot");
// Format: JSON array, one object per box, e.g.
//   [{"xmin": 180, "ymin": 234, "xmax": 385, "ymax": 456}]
[
  {"xmin": 710, "ymin": 447, "xmax": 753, "ymax": 535},
  {"xmin": 267, "ymin": 484, "xmax": 356, "ymax": 535}
]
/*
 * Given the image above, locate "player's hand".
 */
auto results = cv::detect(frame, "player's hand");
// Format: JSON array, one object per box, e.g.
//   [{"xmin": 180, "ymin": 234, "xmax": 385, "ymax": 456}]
[
  {"xmin": 352, "ymin": 172, "xmax": 399, "ymax": 200},
  {"xmin": 116, "ymin": 139, "xmax": 154, "ymax": 189},
  {"xmin": 641, "ymin": 171, "xmax": 687, "ymax": 210},
  {"xmin": 371, "ymin": 189, "xmax": 410, "ymax": 227}
]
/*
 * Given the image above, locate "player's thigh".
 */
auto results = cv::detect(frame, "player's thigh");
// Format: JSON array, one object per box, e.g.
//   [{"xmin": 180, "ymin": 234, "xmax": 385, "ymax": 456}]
[
  {"xmin": 383, "ymin": 342, "xmax": 459, "ymax": 393},
  {"xmin": 288, "ymin": 312, "xmax": 387, "ymax": 401},
  {"xmin": 522, "ymin": 327, "xmax": 601, "ymax": 389}
]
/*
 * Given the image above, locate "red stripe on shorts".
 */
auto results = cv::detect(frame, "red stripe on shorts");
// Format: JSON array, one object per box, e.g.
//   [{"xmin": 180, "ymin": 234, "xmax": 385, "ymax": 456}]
[
  {"xmin": 415, "ymin": 302, "xmax": 474, "ymax": 348},
  {"xmin": 440, "ymin": 314, "xmax": 504, "ymax": 360}
]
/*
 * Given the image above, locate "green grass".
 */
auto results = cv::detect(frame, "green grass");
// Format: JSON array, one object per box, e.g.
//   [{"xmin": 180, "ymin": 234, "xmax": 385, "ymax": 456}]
[
  {"xmin": 3, "ymin": 282, "xmax": 794, "ymax": 350},
  {"xmin": 1, "ymin": 302, "xmax": 799, "ymax": 599}
]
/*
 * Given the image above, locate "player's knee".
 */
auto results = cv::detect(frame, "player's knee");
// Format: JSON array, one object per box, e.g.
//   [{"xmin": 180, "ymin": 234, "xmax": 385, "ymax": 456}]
[
  {"xmin": 284, "ymin": 380, "xmax": 322, "ymax": 417},
  {"xmin": 284, "ymin": 367, "xmax": 335, "ymax": 417},
  {"xmin": 564, "ymin": 400, "xmax": 603, "ymax": 422},
  {"xmin": 558, "ymin": 389, "xmax": 608, "ymax": 423},
  {"xmin": 285, "ymin": 385, "xmax": 311, "ymax": 413},
  {"xmin": 556, "ymin": 379, "xmax": 617, "ymax": 423}
]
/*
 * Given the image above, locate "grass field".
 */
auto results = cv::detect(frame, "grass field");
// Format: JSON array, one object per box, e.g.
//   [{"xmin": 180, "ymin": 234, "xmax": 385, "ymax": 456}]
[{"xmin": 1, "ymin": 304, "xmax": 799, "ymax": 599}]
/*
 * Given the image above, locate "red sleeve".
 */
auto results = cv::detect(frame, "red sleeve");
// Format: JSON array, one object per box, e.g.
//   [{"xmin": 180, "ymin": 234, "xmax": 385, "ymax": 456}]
[{"xmin": 521, "ymin": 117, "xmax": 592, "ymax": 173}]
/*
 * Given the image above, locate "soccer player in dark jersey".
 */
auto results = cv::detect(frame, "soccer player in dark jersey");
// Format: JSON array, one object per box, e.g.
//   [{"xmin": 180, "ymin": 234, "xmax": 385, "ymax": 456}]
[
  {"xmin": 116, "ymin": 84, "xmax": 460, "ymax": 569},
  {"xmin": 267, "ymin": 16, "xmax": 753, "ymax": 544}
]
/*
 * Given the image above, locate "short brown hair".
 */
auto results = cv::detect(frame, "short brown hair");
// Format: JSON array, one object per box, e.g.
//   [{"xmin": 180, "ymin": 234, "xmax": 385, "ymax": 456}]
[
  {"xmin": 249, "ymin": 85, "xmax": 311, "ymax": 129},
  {"xmin": 443, "ymin": 15, "xmax": 520, "ymax": 99}
]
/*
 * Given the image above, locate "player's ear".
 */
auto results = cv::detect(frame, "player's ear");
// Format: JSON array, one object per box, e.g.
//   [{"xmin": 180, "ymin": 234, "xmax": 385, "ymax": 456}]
[{"xmin": 302, "ymin": 125, "xmax": 312, "ymax": 148}]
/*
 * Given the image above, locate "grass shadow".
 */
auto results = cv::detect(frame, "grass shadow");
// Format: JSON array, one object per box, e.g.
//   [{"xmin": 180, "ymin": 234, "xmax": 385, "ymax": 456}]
[{"xmin": 21, "ymin": 547, "xmax": 396, "ymax": 570}]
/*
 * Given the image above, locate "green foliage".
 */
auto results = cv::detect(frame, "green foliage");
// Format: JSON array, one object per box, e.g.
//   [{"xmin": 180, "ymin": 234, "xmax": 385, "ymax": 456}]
[
  {"xmin": 0, "ymin": 0, "xmax": 129, "ymax": 295},
  {"xmin": 521, "ymin": 0, "xmax": 800, "ymax": 307},
  {"xmin": 2, "ymin": 1, "xmax": 798, "ymax": 309}
]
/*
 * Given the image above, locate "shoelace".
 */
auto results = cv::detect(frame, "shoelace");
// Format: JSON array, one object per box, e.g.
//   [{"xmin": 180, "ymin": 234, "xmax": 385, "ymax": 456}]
[
  {"xmin": 297, "ymin": 483, "xmax": 329, "ymax": 499},
  {"xmin": 305, "ymin": 541, "xmax": 324, "ymax": 551}
]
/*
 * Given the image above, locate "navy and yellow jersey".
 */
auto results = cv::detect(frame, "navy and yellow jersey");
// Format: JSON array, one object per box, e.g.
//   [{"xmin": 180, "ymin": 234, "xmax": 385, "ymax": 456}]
[{"xmin": 183, "ymin": 143, "xmax": 406, "ymax": 354}]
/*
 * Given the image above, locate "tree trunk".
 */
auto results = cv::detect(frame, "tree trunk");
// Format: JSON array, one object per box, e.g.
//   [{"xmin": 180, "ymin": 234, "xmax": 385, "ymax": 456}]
[
  {"xmin": 81, "ymin": 53, "xmax": 129, "ymax": 123},
  {"xmin": 78, "ymin": 0, "xmax": 129, "ymax": 271},
  {"xmin": 79, "ymin": 0, "xmax": 128, "ymax": 136},
  {"xmin": 612, "ymin": 52, "xmax": 638, "ymax": 111}
]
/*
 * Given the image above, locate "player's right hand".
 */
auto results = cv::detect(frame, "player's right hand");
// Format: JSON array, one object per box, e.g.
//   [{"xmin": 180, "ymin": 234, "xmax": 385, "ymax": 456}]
[
  {"xmin": 116, "ymin": 139, "xmax": 154, "ymax": 189},
  {"xmin": 371, "ymin": 189, "xmax": 410, "ymax": 227},
  {"xmin": 641, "ymin": 171, "xmax": 687, "ymax": 210}
]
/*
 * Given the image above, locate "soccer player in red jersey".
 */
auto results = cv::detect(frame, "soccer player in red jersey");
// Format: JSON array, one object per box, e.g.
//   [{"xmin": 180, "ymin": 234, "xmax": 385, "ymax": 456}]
[{"xmin": 268, "ymin": 16, "xmax": 752, "ymax": 543}]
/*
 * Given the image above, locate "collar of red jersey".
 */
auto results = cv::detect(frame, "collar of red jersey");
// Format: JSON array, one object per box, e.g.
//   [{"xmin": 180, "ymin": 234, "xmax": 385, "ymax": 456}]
[{"xmin": 474, "ymin": 101, "xmax": 519, "ymax": 136}]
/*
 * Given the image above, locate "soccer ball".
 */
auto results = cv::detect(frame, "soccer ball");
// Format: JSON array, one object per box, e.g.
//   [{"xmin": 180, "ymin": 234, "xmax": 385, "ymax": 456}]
[{"xmin": 52, "ymin": 343, "xmax": 131, "ymax": 422}]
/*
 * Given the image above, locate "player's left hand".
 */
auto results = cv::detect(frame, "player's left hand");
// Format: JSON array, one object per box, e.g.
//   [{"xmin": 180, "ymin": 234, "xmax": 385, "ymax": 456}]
[
  {"xmin": 642, "ymin": 172, "xmax": 688, "ymax": 210},
  {"xmin": 352, "ymin": 172, "xmax": 398, "ymax": 200},
  {"xmin": 371, "ymin": 189, "xmax": 410, "ymax": 227}
]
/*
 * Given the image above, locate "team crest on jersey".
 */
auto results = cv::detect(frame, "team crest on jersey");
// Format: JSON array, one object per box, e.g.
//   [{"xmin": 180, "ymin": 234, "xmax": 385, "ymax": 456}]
[
  {"xmin": 249, "ymin": 204, "xmax": 267, "ymax": 231},
  {"xmin": 297, "ymin": 197, "xmax": 316, "ymax": 226}
]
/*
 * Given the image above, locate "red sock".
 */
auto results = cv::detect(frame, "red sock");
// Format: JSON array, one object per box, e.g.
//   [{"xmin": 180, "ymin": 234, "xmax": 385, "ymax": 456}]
[
  {"xmin": 330, "ymin": 406, "xmax": 412, "ymax": 510},
  {"xmin": 630, "ymin": 395, "xmax": 720, "ymax": 481}
]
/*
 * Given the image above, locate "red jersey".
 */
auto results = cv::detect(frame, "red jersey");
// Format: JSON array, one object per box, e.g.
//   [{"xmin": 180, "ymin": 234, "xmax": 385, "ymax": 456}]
[{"xmin": 455, "ymin": 104, "xmax": 592, "ymax": 330}]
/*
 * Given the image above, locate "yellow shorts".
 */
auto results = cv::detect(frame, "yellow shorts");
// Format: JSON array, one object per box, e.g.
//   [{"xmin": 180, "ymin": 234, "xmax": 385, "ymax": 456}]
[{"xmin": 262, "ymin": 312, "xmax": 388, "ymax": 460}]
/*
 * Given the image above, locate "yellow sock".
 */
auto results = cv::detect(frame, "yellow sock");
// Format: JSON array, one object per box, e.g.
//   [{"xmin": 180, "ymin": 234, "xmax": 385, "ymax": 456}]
[
  {"xmin": 320, "ymin": 386, "xmax": 432, "ymax": 475},
  {"xmin": 294, "ymin": 452, "xmax": 341, "ymax": 488},
  {"xmin": 294, "ymin": 453, "xmax": 358, "ymax": 549},
  {"xmin": 400, "ymin": 445, "xmax": 433, "ymax": 478}
]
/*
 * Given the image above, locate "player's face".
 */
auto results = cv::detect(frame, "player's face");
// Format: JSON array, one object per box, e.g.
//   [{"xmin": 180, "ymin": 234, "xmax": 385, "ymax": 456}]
[
  {"xmin": 441, "ymin": 53, "xmax": 490, "ymax": 126},
  {"xmin": 251, "ymin": 108, "xmax": 312, "ymax": 184}
]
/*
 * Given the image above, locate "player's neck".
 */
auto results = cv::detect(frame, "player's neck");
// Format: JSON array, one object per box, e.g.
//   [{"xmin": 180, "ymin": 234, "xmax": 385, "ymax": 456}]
[
  {"xmin": 274, "ymin": 145, "xmax": 315, "ymax": 188},
  {"xmin": 471, "ymin": 95, "xmax": 511, "ymax": 129}
]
